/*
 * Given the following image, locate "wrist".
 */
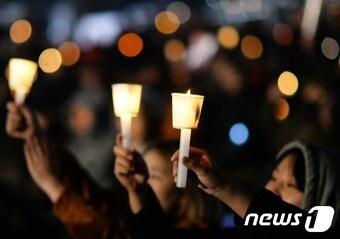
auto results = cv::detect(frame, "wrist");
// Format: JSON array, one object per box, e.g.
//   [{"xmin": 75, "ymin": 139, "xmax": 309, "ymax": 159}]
[
  {"xmin": 208, "ymin": 177, "xmax": 231, "ymax": 198},
  {"xmin": 128, "ymin": 188, "xmax": 144, "ymax": 214},
  {"xmin": 41, "ymin": 177, "xmax": 65, "ymax": 203},
  {"xmin": 127, "ymin": 187, "xmax": 139, "ymax": 195},
  {"xmin": 127, "ymin": 182, "xmax": 147, "ymax": 194}
]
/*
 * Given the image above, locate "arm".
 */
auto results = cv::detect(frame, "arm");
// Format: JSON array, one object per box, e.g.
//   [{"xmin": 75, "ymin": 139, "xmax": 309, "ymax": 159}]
[
  {"xmin": 6, "ymin": 102, "xmax": 126, "ymax": 239},
  {"xmin": 113, "ymin": 134, "xmax": 149, "ymax": 214},
  {"xmin": 171, "ymin": 147, "xmax": 315, "ymax": 238},
  {"xmin": 171, "ymin": 147, "xmax": 252, "ymax": 218},
  {"xmin": 113, "ymin": 136, "xmax": 175, "ymax": 238},
  {"xmin": 25, "ymin": 136, "xmax": 127, "ymax": 239}
]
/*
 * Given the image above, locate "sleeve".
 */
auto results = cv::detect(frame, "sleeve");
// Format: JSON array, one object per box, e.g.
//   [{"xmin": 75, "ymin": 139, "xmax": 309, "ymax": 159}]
[
  {"xmin": 245, "ymin": 188, "xmax": 305, "ymax": 215},
  {"xmin": 238, "ymin": 188, "xmax": 316, "ymax": 239},
  {"xmin": 52, "ymin": 180, "xmax": 128, "ymax": 239},
  {"xmin": 49, "ymin": 145, "xmax": 127, "ymax": 239},
  {"xmin": 127, "ymin": 185, "xmax": 173, "ymax": 239}
]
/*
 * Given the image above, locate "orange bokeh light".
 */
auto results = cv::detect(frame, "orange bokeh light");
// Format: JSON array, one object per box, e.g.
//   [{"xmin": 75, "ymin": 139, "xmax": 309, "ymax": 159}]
[
  {"xmin": 274, "ymin": 98, "xmax": 290, "ymax": 121},
  {"xmin": 154, "ymin": 11, "xmax": 180, "ymax": 35},
  {"xmin": 217, "ymin": 26, "xmax": 239, "ymax": 49},
  {"xmin": 38, "ymin": 48, "xmax": 62, "ymax": 73},
  {"xmin": 240, "ymin": 35, "xmax": 263, "ymax": 60},
  {"xmin": 164, "ymin": 39, "xmax": 186, "ymax": 62},
  {"xmin": 10, "ymin": 19, "xmax": 32, "ymax": 44},
  {"xmin": 118, "ymin": 33, "xmax": 144, "ymax": 57},
  {"xmin": 58, "ymin": 41, "xmax": 81, "ymax": 66}
]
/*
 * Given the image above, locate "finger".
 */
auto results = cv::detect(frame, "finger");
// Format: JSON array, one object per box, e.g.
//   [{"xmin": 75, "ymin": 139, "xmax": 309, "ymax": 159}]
[
  {"xmin": 20, "ymin": 106, "xmax": 35, "ymax": 128},
  {"xmin": 183, "ymin": 156, "xmax": 206, "ymax": 175},
  {"xmin": 170, "ymin": 150, "xmax": 179, "ymax": 162},
  {"xmin": 7, "ymin": 111, "xmax": 21, "ymax": 121},
  {"xmin": 173, "ymin": 159, "xmax": 178, "ymax": 177},
  {"xmin": 113, "ymin": 145, "xmax": 133, "ymax": 160},
  {"xmin": 115, "ymin": 157, "xmax": 132, "ymax": 169},
  {"xmin": 116, "ymin": 134, "xmax": 123, "ymax": 147},
  {"xmin": 6, "ymin": 102, "xmax": 19, "ymax": 112},
  {"xmin": 197, "ymin": 183, "xmax": 207, "ymax": 190},
  {"xmin": 197, "ymin": 183, "xmax": 210, "ymax": 194},
  {"xmin": 6, "ymin": 111, "xmax": 22, "ymax": 128},
  {"xmin": 7, "ymin": 127, "xmax": 26, "ymax": 139},
  {"xmin": 189, "ymin": 147, "xmax": 206, "ymax": 158},
  {"xmin": 114, "ymin": 163, "xmax": 130, "ymax": 175}
]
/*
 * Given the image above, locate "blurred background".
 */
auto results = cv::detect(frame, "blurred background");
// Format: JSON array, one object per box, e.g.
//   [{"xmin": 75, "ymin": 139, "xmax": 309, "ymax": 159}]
[{"xmin": 0, "ymin": 0, "xmax": 340, "ymax": 238}]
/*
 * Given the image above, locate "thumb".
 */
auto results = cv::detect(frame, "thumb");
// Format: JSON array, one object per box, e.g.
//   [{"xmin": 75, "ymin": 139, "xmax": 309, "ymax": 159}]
[{"xmin": 7, "ymin": 102, "xmax": 19, "ymax": 113}]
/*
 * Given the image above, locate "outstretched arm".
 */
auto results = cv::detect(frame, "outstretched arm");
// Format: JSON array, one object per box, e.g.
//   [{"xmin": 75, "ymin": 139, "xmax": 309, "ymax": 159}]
[{"xmin": 6, "ymin": 102, "xmax": 126, "ymax": 239}]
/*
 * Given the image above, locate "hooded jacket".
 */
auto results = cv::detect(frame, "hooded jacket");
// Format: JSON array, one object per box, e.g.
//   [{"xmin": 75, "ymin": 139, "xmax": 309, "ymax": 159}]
[{"xmin": 276, "ymin": 140, "xmax": 340, "ymax": 229}]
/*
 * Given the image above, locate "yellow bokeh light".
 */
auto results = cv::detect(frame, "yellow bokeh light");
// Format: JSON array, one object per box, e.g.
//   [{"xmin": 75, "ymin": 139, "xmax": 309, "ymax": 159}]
[
  {"xmin": 10, "ymin": 19, "xmax": 32, "ymax": 44},
  {"xmin": 272, "ymin": 23, "xmax": 293, "ymax": 46},
  {"xmin": 217, "ymin": 26, "xmax": 239, "ymax": 49},
  {"xmin": 58, "ymin": 41, "xmax": 81, "ymax": 66},
  {"xmin": 38, "ymin": 48, "xmax": 62, "ymax": 73},
  {"xmin": 240, "ymin": 35, "xmax": 263, "ymax": 59},
  {"xmin": 155, "ymin": 11, "xmax": 180, "ymax": 35},
  {"xmin": 118, "ymin": 33, "xmax": 144, "ymax": 57},
  {"xmin": 274, "ymin": 98, "xmax": 290, "ymax": 121},
  {"xmin": 277, "ymin": 71, "xmax": 299, "ymax": 96},
  {"xmin": 164, "ymin": 39, "xmax": 186, "ymax": 62}
]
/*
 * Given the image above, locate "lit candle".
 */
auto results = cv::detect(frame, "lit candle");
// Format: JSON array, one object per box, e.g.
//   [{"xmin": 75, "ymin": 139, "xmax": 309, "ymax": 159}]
[
  {"xmin": 172, "ymin": 90, "xmax": 204, "ymax": 188},
  {"xmin": 8, "ymin": 58, "xmax": 38, "ymax": 104},
  {"xmin": 112, "ymin": 83, "xmax": 142, "ymax": 148}
]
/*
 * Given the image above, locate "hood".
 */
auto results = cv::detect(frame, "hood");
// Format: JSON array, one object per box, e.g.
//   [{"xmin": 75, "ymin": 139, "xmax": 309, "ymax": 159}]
[{"xmin": 276, "ymin": 140, "xmax": 340, "ymax": 226}]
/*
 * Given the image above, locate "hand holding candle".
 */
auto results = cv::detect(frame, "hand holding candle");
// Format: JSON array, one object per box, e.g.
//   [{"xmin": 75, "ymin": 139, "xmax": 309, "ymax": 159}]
[
  {"xmin": 172, "ymin": 90, "xmax": 204, "ymax": 188},
  {"xmin": 7, "ymin": 58, "xmax": 38, "ymax": 104},
  {"xmin": 112, "ymin": 83, "xmax": 142, "ymax": 148}
]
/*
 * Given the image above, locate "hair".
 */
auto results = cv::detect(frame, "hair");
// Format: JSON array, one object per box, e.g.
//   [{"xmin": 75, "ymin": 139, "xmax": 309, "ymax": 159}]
[{"xmin": 275, "ymin": 149, "xmax": 306, "ymax": 191}]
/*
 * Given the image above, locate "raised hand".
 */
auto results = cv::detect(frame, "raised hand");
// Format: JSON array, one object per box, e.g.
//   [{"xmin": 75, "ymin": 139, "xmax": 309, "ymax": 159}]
[
  {"xmin": 113, "ymin": 134, "xmax": 148, "ymax": 193},
  {"xmin": 171, "ymin": 147, "xmax": 252, "ymax": 218},
  {"xmin": 24, "ymin": 136, "xmax": 64, "ymax": 203},
  {"xmin": 6, "ymin": 102, "xmax": 38, "ymax": 140},
  {"xmin": 171, "ymin": 147, "xmax": 224, "ymax": 195}
]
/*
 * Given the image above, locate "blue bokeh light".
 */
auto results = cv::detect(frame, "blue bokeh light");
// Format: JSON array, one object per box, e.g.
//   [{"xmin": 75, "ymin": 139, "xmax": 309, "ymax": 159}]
[{"xmin": 229, "ymin": 122, "xmax": 249, "ymax": 145}]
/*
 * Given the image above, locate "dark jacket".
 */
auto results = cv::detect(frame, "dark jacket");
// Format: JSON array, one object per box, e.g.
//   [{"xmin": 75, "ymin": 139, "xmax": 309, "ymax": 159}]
[{"xmin": 238, "ymin": 140, "xmax": 340, "ymax": 238}]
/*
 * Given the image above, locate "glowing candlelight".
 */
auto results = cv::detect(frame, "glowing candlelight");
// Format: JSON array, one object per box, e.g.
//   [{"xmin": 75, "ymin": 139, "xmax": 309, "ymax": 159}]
[
  {"xmin": 172, "ymin": 89, "xmax": 204, "ymax": 188},
  {"xmin": 8, "ymin": 58, "xmax": 38, "ymax": 104},
  {"xmin": 112, "ymin": 83, "xmax": 142, "ymax": 148}
]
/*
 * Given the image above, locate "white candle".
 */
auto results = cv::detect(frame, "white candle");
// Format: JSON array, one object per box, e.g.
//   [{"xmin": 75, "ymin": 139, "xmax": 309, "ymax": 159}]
[
  {"xmin": 177, "ymin": 128, "xmax": 191, "ymax": 187},
  {"xmin": 120, "ymin": 115, "xmax": 132, "ymax": 148},
  {"xmin": 172, "ymin": 90, "xmax": 204, "ymax": 188},
  {"xmin": 14, "ymin": 91, "xmax": 27, "ymax": 105},
  {"xmin": 8, "ymin": 58, "xmax": 38, "ymax": 104},
  {"xmin": 112, "ymin": 83, "xmax": 142, "ymax": 148}
]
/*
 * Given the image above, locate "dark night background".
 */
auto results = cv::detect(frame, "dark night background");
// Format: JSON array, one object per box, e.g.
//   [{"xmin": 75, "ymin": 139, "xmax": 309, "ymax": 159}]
[{"xmin": 0, "ymin": 0, "xmax": 339, "ymax": 238}]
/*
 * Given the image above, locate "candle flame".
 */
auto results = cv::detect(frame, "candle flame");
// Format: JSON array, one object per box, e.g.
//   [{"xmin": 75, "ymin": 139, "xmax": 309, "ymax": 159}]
[{"xmin": 186, "ymin": 89, "xmax": 191, "ymax": 95}]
